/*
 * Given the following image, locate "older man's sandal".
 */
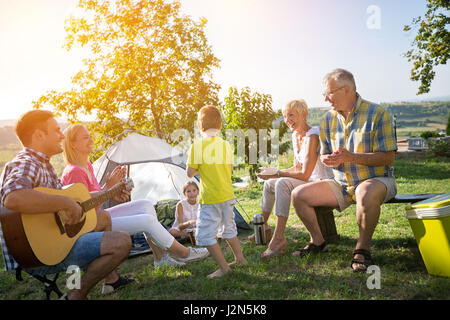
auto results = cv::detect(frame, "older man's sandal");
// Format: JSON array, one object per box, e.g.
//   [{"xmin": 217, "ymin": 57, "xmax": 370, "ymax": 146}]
[{"xmin": 350, "ymin": 249, "xmax": 373, "ymax": 272}]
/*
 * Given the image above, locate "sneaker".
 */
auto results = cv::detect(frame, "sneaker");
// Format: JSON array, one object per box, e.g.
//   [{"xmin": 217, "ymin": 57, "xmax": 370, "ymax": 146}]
[
  {"xmin": 176, "ymin": 247, "xmax": 209, "ymax": 263},
  {"xmin": 154, "ymin": 253, "xmax": 186, "ymax": 267},
  {"xmin": 101, "ymin": 275, "xmax": 135, "ymax": 294}
]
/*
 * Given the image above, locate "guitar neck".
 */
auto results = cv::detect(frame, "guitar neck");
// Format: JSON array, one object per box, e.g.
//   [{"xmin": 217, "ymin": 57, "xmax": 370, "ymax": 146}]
[{"xmin": 80, "ymin": 184, "xmax": 124, "ymax": 212}]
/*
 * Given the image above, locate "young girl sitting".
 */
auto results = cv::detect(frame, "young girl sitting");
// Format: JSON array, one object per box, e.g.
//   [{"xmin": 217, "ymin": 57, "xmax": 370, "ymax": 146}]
[{"xmin": 169, "ymin": 181, "xmax": 200, "ymax": 239}]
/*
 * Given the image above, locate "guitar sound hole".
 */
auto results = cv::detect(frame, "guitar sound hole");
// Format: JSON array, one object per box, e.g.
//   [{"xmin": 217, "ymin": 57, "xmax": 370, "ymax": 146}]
[{"xmin": 65, "ymin": 217, "xmax": 87, "ymax": 238}]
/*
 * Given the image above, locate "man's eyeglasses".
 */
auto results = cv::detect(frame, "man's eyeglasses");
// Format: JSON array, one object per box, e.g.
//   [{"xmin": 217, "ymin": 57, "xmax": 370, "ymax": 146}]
[{"xmin": 322, "ymin": 86, "xmax": 344, "ymax": 98}]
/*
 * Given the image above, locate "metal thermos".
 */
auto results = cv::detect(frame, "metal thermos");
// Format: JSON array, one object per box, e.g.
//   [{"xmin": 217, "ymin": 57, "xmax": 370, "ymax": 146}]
[{"xmin": 253, "ymin": 214, "xmax": 266, "ymax": 245}]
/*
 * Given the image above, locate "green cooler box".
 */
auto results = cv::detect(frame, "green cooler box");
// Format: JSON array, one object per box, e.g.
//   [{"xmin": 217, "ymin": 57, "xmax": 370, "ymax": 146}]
[{"xmin": 406, "ymin": 193, "xmax": 450, "ymax": 277}]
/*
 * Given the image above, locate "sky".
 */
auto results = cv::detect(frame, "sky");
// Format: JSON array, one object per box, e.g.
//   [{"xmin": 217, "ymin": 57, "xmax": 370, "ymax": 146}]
[{"xmin": 0, "ymin": 0, "xmax": 449, "ymax": 121}]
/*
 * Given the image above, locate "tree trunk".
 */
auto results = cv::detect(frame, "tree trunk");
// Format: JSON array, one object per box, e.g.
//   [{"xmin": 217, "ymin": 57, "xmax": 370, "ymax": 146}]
[{"xmin": 150, "ymin": 102, "xmax": 164, "ymax": 139}]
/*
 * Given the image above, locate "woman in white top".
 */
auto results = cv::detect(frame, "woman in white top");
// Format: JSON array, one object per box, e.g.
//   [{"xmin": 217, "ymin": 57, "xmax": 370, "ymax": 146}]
[
  {"xmin": 255, "ymin": 99, "xmax": 333, "ymax": 258},
  {"xmin": 169, "ymin": 181, "xmax": 200, "ymax": 238}
]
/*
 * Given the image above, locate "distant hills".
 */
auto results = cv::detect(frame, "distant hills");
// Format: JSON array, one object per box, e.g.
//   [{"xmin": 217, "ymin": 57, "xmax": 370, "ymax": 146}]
[
  {"xmin": 389, "ymin": 95, "xmax": 450, "ymax": 103},
  {"xmin": 1, "ymin": 101, "xmax": 449, "ymax": 146},
  {"xmin": 306, "ymin": 100, "xmax": 449, "ymax": 128}
]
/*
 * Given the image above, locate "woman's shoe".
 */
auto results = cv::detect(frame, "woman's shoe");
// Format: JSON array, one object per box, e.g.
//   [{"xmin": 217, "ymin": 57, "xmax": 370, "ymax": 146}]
[
  {"xmin": 292, "ymin": 241, "xmax": 328, "ymax": 257},
  {"xmin": 154, "ymin": 253, "xmax": 186, "ymax": 267}
]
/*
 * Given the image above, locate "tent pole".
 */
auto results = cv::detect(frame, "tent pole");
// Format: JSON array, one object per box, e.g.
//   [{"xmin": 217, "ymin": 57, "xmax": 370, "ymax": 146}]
[
  {"xmin": 235, "ymin": 198, "xmax": 252, "ymax": 223},
  {"xmin": 127, "ymin": 164, "xmax": 131, "ymax": 201}
]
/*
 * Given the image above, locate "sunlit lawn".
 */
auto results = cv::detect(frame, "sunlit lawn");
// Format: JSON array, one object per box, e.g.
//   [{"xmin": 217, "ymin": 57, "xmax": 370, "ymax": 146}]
[{"xmin": 0, "ymin": 151, "xmax": 449, "ymax": 300}]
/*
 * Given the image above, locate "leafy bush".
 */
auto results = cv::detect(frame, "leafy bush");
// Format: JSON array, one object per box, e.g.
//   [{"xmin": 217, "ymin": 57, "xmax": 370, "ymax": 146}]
[
  {"xmin": 427, "ymin": 138, "xmax": 450, "ymax": 157},
  {"xmin": 447, "ymin": 114, "xmax": 450, "ymax": 135},
  {"xmin": 420, "ymin": 130, "xmax": 438, "ymax": 139}
]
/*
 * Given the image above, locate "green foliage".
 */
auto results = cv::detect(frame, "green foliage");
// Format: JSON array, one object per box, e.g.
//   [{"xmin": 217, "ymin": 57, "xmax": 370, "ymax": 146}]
[
  {"xmin": 420, "ymin": 130, "xmax": 439, "ymax": 139},
  {"xmin": 403, "ymin": 0, "xmax": 450, "ymax": 94},
  {"xmin": 274, "ymin": 109, "xmax": 289, "ymax": 139},
  {"xmin": 427, "ymin": 138, "xmax": 450, "ymax": 157},
  {"xmin": 447, "ymin": 115, "xmax": 450, "ymax": 135},
  {"xmin": 274, "ymin": 109, "xmax": 291, "ymax": 155},
  {"xmin": 222, "ymin": 87, "xmax": 275, "ymax": 131},
  {"xmin": 231, "ymin": 175, "xmax": 242, "ymax": 183},
  {"xmin": 381, "ymin": 101, "xmax": 450, "ymax": 121},
  {"xmin": 33, "ymin": 0, "xmax": 220, "ymax": 161},
  {"xmin": 220, "ymin": 86, "xmax": 278, "ymax": 180},
  {"xmin": 382, "ymin": 101, "xmax": 449, "ymax": 139}
]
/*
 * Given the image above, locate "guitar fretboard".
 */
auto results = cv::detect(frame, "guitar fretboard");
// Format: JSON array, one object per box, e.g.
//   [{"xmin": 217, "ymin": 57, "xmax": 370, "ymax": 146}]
[{"xmin": 80, "ymin": 183, "xmax": 126, "ymax": 212}]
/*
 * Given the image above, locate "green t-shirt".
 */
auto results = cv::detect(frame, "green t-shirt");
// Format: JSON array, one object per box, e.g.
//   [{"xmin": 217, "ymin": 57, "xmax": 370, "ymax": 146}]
[{"xmin": 187, "ymin": 136, "xmax": 234, "ymax": 204}]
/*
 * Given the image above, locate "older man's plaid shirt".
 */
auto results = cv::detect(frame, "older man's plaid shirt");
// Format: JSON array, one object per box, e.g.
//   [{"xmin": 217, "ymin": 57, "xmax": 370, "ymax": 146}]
[
  {"xmin": 319, "ymin": 95, "xmax": 397, "ymax": 203},
  {"xmin": 0, "ymin": 147, "xmax": 62, "ymax": 271}
]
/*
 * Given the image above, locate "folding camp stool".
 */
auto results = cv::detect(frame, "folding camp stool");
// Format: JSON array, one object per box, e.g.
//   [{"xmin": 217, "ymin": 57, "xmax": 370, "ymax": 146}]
[{"xmin": 15, "ymin": 266, "xmax": 64, "ymax": 300}]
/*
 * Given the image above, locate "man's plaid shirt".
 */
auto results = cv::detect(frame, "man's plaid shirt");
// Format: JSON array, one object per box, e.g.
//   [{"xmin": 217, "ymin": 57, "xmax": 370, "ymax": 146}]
[
  {"xmin": 319, "ymin": 94, "xmax": 397, "ymax": 203},
  {"xmin": 0, "ymin": 147, "xmax": 62, "ymax": 271}
]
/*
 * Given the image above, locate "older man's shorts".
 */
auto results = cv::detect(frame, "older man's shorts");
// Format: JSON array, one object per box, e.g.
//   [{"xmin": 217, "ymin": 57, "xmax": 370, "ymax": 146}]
[
  {"xmin": 325, "ymin": 177, "xmax": 397, "ymax": 212},
  {"xmin": 195, "ymin": 198, "xmax": 237, "ymax": 246}
]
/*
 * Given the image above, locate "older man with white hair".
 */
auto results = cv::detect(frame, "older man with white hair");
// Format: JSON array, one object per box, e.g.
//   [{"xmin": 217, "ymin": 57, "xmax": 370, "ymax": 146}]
[{"xmin": 290, "ymin": 68, "xmax": 398, "ymax": 272}]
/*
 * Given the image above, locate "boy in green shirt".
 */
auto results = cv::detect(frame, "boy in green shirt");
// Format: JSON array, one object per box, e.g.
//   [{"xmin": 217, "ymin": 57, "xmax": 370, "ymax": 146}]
[{"xmin": 187, "ymin": 105, "xmax": 247, "ymax": 279}]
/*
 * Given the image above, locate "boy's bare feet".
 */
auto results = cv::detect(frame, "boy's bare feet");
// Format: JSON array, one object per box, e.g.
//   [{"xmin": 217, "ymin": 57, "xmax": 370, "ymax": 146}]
[
  {"xmin": 228, "ymin": 259, "xmax": 247, "ymax": 267},
  {"xmin": 207, "ymin": 267, "xmax": 231, "ymax": 279}
]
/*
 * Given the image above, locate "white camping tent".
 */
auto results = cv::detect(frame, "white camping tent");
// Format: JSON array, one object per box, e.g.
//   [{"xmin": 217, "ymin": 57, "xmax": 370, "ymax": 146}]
[
  {"xmin": 92, "ymin": 132, "xmax": 251, "ymax": 231},
  {"xmin": 93, "ymin": 132, "xmax": 191, "ymax": 204}
]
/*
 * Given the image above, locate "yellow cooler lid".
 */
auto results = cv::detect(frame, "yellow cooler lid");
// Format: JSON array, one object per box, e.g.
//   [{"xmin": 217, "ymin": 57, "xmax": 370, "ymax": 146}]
[
  {"xmin": 406, "ymin": 193, "xmax": 450, "ymax": 210},
  {"xmin": 406, "ymin": 206, "xmax": 450, "ymax": 219}
]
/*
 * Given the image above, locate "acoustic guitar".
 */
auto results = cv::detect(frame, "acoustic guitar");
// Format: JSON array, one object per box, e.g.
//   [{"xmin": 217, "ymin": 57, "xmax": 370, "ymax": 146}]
[{"xmin": 0, "ymin": 178, "xmax": 133, "ymax": 268}]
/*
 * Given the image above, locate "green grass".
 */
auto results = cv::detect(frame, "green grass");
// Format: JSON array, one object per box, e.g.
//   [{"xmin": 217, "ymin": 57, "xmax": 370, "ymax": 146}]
[{"xmin": 0, "ymin": 151, "xmax": 449, "ymax": 300}]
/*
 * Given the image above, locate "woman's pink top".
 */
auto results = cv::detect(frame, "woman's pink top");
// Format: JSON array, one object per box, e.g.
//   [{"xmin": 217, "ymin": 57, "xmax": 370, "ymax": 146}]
[{"xmin": 61, "ymin": 162, "xmax": 101, "ymax": 192}]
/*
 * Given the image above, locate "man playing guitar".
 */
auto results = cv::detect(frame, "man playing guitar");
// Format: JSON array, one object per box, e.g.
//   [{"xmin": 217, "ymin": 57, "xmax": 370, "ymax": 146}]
[{"xmin": 0, "ymin": 110, "xmax": 132, "ymax": 300}]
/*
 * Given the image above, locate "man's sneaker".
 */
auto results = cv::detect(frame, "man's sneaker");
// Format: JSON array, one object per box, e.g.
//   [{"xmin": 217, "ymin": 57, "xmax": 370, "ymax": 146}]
[
  {"xmin": 101, "ymin": 275, "xmax": 135, "ymax": 294},
  {"xmin": 154, "ymin": 253, "xmax": 186, "ymax": 267},
  {"xmin": 176, "ymin": 247, "xmax": 209, "ymax": 263}
]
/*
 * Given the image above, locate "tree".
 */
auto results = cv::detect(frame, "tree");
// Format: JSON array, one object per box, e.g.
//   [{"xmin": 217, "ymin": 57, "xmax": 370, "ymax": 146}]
[
  {"xmin": 220, "ymin": 87, "xmax": 281, "ymax": 180},
  {"xmin": 447, "ymin": 114, "xmax": 450, "ymax": 136},
  {"xmin": 403, "ymin": 0, "xmax": 449, "ymax": 94},
  {"xmin": 33, "ymin": 0, "xmax": 220, "ymax": 160}
]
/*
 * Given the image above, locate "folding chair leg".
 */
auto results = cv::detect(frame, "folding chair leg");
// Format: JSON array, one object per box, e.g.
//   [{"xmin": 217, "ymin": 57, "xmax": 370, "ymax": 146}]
[
  {"xmin": 33, "ymin": 274, "xmax": 64, "ymax": 300},
  {"xmin": 15, "ymin": 267, "xmax": 64, "ymax": 300}
]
